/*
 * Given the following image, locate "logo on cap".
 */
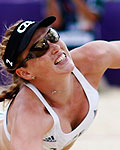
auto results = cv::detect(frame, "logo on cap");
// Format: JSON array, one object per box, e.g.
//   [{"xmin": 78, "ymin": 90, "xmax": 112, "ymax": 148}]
[
  {"xmin": 6, "ymin": 59, "xmax": 13, "ymax": 67},
  {"xmin": 17, "ymin": 21, "xmax": 35, "ymax": 33}
]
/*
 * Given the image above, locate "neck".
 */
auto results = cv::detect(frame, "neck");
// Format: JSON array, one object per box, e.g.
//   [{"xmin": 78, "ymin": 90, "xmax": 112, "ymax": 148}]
[{"xmin": 31, "ymin": 73, "xmax": 74, "ymax": 107}]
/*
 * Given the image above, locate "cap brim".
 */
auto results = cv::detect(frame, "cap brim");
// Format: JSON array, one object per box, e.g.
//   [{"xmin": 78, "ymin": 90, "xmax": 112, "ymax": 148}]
[
  {"xmin": 3, "ymin": 16, "xmax": 56, "ymax": 69},
  {"xmin": 38, "ymin": 16, "xmax": 56, "ymax": 27},
  {"xmin": 19, "ymin": 16, "xmax": 56, "ymax": 53}
]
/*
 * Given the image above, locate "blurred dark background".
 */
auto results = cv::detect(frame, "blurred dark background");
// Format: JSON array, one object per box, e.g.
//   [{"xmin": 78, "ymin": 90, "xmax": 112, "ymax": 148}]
[{"xmin": 0, "ymin": 0, "xmax": 120, "ymax": 87}]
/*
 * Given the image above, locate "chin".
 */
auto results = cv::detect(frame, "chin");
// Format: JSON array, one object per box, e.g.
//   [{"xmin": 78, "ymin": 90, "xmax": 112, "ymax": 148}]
[
  {"xmin": 56, "ymin": 59, "xmax": 75, "ymax": 74},
  {"xmin": 65, "ymin": 60, "xmax": 75, "ymax": 72}
]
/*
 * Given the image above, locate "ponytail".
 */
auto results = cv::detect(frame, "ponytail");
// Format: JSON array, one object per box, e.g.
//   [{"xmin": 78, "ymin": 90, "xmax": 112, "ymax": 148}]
[
  {"xmin": 0, "ymin": 73, "xmax": 24, "ymax": 102},
  {"xmin": 0, "ymin": 20, "xmax": 24, "ymax": 102}
]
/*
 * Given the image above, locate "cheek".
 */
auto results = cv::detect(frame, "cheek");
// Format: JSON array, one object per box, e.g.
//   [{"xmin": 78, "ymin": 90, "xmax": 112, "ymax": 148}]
[
  {"xmin": 33, "ymin": 57, "xmax": 53, "ymax": 74},
  {"xmin": 58, "ymin": 39, "xmax": 70, "ymax": 54},
  {"xmin": 59, "ymin": 39, "xmax": 67, "ymax": 49}
]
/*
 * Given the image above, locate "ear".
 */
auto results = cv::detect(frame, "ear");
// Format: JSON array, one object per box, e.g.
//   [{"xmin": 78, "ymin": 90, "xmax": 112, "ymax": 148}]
[{"xmin": 16, "ymin": 67, "xmax": 33, "ymax": 80}]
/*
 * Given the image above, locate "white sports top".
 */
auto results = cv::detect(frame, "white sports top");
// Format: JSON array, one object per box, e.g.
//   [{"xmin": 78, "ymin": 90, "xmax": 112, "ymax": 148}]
[{"xmin": 3, "ymin": 66, "xmax": 99, "ymax": 150}]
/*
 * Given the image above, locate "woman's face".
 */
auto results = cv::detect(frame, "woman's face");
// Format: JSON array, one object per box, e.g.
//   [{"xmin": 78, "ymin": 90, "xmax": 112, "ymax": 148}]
[{"xmin": 22, "ymin": 27, "xmax": 75, "ymax": 80}]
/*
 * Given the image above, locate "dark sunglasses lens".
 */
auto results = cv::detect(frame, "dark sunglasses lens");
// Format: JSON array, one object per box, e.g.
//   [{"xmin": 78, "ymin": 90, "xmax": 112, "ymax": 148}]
[
  {"xmin": 29, "ymin": 28, "xmax": 59, "ymax": 58},
  {"xmin": 46, "ymin": 28, "xmax": 60, "ymax": 43},
  {"xmin": 32, "ymin": 49, "xmax": 48, "ymax": 57},
  {"xmin": 31, "ymin": 39, "xmax": 49, "ymax": 56},
  {"xmin": 34, "ymin": 39, "xmax": 49, "ymax": 50},
  {"xmin": 18, "ymin": 52, "xmax": 36, "ymax": 68}
]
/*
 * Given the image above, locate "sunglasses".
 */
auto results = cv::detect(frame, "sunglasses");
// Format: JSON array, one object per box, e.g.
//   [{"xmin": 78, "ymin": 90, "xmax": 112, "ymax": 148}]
[{"xmin": 18, "ymin": 28, "xmax": 60, "ymax": 68}]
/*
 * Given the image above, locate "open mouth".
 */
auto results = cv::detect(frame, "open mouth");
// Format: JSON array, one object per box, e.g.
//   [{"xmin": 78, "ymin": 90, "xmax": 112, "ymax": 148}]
[{"xmin": 54, "ymin": 53, "xmax": 67, "ymax": 65}]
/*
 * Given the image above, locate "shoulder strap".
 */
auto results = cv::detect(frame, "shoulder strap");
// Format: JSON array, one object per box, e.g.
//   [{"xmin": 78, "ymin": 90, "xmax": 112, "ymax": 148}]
[
  {"xmin": 72, "ymin": 66, "xmax": 99, "ymax": 99},
  {"xmin": 3, "ymin": 110, "xmax": 10, "ymax": 141},
  {"xmin": 25, "ymin": 83, "xmax": 59, "ymax": 123}
]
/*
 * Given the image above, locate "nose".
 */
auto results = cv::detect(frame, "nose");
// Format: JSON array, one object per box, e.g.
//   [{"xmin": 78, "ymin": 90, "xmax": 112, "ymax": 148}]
[{"xmin": 49, "ymin": 42, "xmax": 61, "ymax": 55}]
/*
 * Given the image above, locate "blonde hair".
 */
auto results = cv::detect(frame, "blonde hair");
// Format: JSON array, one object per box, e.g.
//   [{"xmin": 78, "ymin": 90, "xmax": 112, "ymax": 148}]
[{"xmin": 0, "ymin": 20, "xmax": 25, "ymax": 102}]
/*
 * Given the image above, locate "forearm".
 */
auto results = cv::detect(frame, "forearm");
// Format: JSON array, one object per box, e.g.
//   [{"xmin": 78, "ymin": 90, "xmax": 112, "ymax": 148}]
[
  {"xmin": 73, "ymin": 0, "xmax": 99, "ymax": 22},
  {"xmin": 46, "ymin": 0, "xmax": 63, "ymax": 29},
  {"xmin": 47, "ymin": 0, "xmax": 60, "ymax": 16}
]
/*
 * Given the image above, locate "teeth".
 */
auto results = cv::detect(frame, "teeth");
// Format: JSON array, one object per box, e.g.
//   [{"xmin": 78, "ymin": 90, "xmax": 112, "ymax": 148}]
[{"xmin": 55, "ymin": 53, "xmax": 66, "ymax": 64}]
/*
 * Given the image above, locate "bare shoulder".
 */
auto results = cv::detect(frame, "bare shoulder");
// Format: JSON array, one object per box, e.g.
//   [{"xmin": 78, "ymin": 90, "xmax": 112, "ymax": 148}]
[
  {"xmin": 16, "ymin": 86, "xmax": 53, "ymax": 132},
  {"xmin": 10, "ymin": 86, "xmax": 53, "ymax": 148}
]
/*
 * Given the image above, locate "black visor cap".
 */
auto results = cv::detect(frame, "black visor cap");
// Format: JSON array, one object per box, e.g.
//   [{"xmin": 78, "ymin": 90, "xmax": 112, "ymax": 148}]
[{"xmin": 3, "ymin": 16, "xmax": 56, "ymax": 69}]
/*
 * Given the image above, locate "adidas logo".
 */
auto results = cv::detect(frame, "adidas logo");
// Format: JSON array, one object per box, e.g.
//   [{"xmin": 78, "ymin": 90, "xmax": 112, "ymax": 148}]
[
  {"xmin": 94, "ymin": 110, "xmax": 97, "ymax": 117},
  {"xmin": 43, "ymin": 136, "xmax": 56, "ymax": 142}
]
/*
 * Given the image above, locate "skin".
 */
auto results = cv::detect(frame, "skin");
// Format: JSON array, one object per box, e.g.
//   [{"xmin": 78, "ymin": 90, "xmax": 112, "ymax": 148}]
[{"xmin": 7, "ymin": 27, "xmax": 120, "ymax": 150}]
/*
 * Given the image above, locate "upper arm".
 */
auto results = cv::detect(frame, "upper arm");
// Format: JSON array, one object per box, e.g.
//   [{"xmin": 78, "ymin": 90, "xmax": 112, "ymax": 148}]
[
  {"xmin": 86, "ymin": 40, "xmax": 120, "ymax": 69},
  {"xmin": 71, "ymin": 40, "xmax": 120, "ymax": 88},
  {"xmin": 108, "ymin": 41, "xmax": 120, "ymax": 68},
  {"xmin": 72, "ymin": 40, "xmax": 120, "ymax": 73}
]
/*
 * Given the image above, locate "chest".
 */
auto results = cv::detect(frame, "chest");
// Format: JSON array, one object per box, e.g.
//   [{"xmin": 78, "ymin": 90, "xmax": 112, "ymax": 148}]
[
  {"xmin": 43, "ymin": 87, "xmax": 92, "ymax": 150},
  {"xmin": 55, "ymin": 86, "xmax": 89, "ymax": 134}
]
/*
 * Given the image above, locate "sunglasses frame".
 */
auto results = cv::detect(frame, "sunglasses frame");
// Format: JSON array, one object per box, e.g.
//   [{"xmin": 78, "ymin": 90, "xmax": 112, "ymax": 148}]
[{"xmin": 18, "ymin": 28, "xmax": 60, "ymax": 68}]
